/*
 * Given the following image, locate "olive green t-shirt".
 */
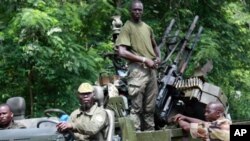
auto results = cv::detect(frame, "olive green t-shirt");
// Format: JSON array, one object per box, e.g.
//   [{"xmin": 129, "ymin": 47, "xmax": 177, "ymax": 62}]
[{"xmin": 115, "ymin": 20, "xmax": 156, "ymax": 59}]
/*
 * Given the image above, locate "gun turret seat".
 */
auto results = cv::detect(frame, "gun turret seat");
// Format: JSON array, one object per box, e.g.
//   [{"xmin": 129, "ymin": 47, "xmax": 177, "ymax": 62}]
[
  {"xmin": 6, "ymin": 96, "xmax": 26, "ymax": 120},
  {"xmin": 93, "ymin": 85, "xmax": 116, "ymax": 141}
]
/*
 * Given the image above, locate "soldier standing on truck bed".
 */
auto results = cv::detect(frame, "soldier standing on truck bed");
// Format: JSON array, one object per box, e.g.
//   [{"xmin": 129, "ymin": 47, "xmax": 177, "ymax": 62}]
[{"xmin": 115, "ymin": 0, "xmax": 161, "ymax": 131}]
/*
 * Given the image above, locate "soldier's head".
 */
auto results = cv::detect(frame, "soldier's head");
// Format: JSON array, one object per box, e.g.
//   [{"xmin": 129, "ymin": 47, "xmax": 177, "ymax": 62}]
[
  {"xmin": 130, "ymin": 0, "xmax": 143, "ymax": 23},
  {"xmin": 0, "ymin": 104, "xmax": 13, "ymax": 127},
  {"xmin": 77, "ymin": 83, "xmax": 95, "ymax": 111},
  {"xmin": 204, "ymin": 101, "xmax": 224, "ymax": 122}
]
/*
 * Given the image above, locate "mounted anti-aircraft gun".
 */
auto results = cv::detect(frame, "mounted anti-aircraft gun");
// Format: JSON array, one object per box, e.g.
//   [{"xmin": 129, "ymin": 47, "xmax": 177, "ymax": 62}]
[
  {"xmin": 155, "ymin": 15, "xmax": 230, "ymax": 129},
  {"xmin": 155, "ymin": 15, "xmax": 203, "ymax": 128}
]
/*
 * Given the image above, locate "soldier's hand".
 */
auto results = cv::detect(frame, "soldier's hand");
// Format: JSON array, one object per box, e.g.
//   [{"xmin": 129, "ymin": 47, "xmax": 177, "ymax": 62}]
[
  {"xmin": 173, "ymin": 114, "xmax": 185, "ymax": 122},
  {"xmin": 155, "ymin": 57, "xmax": 161, "ymax": 64},
  {"xmin": 56, "ymin": 122, "xmax": 73, "ymax": 132},
  {"xmin": 153, "ymin": 57, "xmax": 161, "ymax": 69},
  {"xmin": 144, "ymin": 58, "xmax": 155, "ymax": 69}
]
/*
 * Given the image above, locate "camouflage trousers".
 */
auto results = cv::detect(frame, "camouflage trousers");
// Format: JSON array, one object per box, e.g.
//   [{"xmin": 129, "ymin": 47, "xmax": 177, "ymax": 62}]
[{"xmin": 127, "ymin": 63, "xmax": 158, "ymax": 131}]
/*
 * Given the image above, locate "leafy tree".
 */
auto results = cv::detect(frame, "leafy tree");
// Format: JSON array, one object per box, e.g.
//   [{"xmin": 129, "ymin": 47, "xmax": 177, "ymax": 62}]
[
  {"xmin": 0, "ymin": 0, "xmax": 250, "ymax": 120},
  {"xmin": 0, "ymin": 0, "xmax": 115, "ymax": 116}
]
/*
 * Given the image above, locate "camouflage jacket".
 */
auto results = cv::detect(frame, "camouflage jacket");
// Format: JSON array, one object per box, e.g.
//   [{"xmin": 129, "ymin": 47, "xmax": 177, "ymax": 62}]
[
  {"xmin": 190, "ymin": 117, "xmax": 231, "ymax": 141},
  {"xmin": 0, "ymin": 120, "xmax": 26, "ymax": 130}
]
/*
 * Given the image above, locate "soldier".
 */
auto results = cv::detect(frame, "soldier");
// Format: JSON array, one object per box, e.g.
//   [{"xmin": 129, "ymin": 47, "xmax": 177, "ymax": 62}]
[
  {"xmin": 115, "ymin": 0, "xmax": 160, "ymax": 131},
  {"xmin": 56, "ymin": 83, "xmax": 109, "ymax": 141},
  {"xmin": 173, "ymin": 101, "xmax": 231, "ymax": 141},
  {"xmin": 0, "ymin": 104, "xmax": 26, "ymax": 129}
]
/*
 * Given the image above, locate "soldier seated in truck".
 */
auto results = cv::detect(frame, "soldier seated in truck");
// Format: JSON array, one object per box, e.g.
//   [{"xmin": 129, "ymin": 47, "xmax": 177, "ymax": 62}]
[
  {"xmin": 173, "ymin": 101, "xmax": 231, "ymax": 141},
  {"xmin": 56, "ymin": 83, "xmax": 109, "ymax": 141},
  {"xmin": 0, "ymin": 104, "xmax": 26, "ymax": 130}
]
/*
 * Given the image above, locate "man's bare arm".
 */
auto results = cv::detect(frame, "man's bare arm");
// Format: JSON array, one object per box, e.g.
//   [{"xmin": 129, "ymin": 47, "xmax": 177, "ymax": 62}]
[
  {"xmin": 174, "ymin": 114, "xmax": 204, "ymax": 123},
  {"xmin": 117, "ymin": 45, "xmax": 156, "ymax": 68},
  {"xmin": 117, "ymin": 45, "xmax": 144, "ymax": 62},
  {"xmin": 178, "ymin": 120, "xmax": 191, "ymax": 132}
]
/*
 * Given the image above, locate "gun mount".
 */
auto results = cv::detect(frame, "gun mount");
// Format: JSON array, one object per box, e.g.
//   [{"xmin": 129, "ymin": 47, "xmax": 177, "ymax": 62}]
[{"xmin": 154, "ymin": 16, "xmax": 230, "ymax": 129}]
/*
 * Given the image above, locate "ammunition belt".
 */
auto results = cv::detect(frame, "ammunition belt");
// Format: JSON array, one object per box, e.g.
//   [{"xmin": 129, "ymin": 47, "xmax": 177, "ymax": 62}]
[{"xmin": 174, "ymin": 77, "xmax": 203, "ymax": 90}]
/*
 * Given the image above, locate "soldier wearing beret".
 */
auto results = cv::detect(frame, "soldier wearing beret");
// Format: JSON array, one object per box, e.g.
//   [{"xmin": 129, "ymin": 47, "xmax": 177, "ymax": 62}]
[{"xmin": 57, "ymin": 83, "xmax": 108, "ymax": 141}]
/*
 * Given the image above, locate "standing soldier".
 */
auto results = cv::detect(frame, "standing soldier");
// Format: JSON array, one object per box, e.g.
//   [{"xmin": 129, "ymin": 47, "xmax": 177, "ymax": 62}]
[{"xmin": 115, "ymin": 0, "xmax": 161, "ymax": 131}]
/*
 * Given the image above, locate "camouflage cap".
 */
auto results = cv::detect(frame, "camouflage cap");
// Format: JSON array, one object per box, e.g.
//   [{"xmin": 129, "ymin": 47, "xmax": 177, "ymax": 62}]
[{"xmin": 78, "ymin": 83, "xmax": 94, "ymax": 93}]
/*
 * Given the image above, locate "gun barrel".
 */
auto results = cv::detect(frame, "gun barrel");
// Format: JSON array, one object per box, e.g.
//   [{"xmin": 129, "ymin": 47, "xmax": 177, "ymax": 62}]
[
  {"xmin": 158, "ymin": 19, "xmax": 176, "ymax": 49},
  {"xmin": 185, "ymin": 15, "xmax": 199, "ymax": 40},
  {"xmin": 179, "ymin": 26, "xmax": 203, "ymax": 74},
  {"xmin": 174, "ymin": 15, "xmax": 199, "ymax": 66},
  {"xmin": 161, "ymin": 30, "xmax": 180, "ymax": 66}
]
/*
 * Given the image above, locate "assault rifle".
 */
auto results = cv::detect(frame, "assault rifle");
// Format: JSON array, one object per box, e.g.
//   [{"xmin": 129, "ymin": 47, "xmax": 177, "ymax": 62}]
[{"xmin": 155, "ymin": 15, "xmax": 203, "ymax": 128}]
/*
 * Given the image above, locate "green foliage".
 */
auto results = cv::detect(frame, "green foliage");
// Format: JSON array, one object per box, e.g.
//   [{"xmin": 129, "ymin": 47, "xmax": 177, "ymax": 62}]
[
  {"xmin": 0, "ymin": 0, "xmax": 113, "ymax": 116},
  {"xmin": 0, "ymin": 0, "xmax": 250, "ymax": 120}
]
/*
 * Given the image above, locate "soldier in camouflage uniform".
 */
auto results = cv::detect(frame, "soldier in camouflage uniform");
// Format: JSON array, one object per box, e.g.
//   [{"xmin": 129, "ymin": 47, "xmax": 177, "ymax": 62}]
[
  {"xmin": 57, "ymin": 83, "xmax": 108, "ymax": 141},
  {"xmin": 115, "ymin": 0, "xmax": 160, "ymax": 131},
  {"xmin": 173, "ymin": 101, "xmax": 231, "ymax": 141},
  {"xmin": 0, "ymin": 104, "xmax": 26, "ymax": 129}
]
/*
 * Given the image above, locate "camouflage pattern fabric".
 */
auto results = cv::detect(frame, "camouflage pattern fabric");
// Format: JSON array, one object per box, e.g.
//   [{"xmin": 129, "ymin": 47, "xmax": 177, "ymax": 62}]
[
  {"xmin": 69, "ymin": 103, "xmax": 108, "ymax": 141},
  {"xmin": 0, "ymin": 121, "xmax": 26, "ymax": 130},
  {"xmin": 127, "ymin": 62, "xmax": 158, "ymax": 131},
  {"xmin": 190, "ymin": 117, "xmax": 231, "ymax": 141}
]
